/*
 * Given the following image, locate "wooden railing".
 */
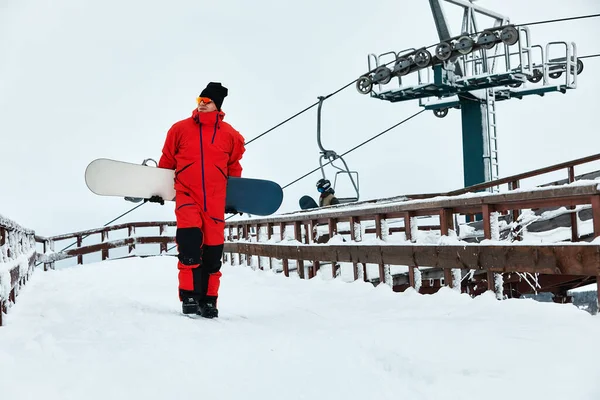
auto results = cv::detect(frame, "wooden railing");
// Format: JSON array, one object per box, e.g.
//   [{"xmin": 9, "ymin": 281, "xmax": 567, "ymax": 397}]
[
  {"xmin": 320, "ymin": 152, "xmax": 600, "ymax": 210},
  {"xmin": 223, "ymin": 182, "xmax": 600, "ymax": 302},
  {"xmin": 36, "ymin": 221, "xmax": 177, "ymax": 267},
  {"xmin": 0, "ymin": 216, "xmax": 37, "ymax": 326}
]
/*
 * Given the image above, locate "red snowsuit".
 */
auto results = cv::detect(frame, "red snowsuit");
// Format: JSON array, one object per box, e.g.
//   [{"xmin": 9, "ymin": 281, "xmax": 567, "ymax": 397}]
[{"xmin": 159, "ymin": 109, "xmax": 245, "ymax": 303}]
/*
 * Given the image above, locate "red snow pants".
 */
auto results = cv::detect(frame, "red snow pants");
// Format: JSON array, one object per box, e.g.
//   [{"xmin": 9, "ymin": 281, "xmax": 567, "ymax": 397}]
[{"xmin": 174, "ymin": 192, "xmax": 225, "ymax": 304}]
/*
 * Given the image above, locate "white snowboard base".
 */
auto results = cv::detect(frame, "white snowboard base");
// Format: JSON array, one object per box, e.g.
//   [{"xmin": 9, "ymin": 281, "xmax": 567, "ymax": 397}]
[{"xmin": 85, "ymin": 158, "xmax": 176, "ymax": 201}]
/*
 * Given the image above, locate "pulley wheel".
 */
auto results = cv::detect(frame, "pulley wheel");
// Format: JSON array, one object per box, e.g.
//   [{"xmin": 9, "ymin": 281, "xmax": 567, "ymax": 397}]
[
  {"xmin": 575, "ymin": 59, "xmax": 584, "ymax": 75},
  {"xmin": 500, "ymin": 26, "xmax": 519, "ymax": 46},
  {"xmin": 435, "ymin": 42, "xmax": 452, "ymax": 61},
  {"xmin": 456, "ymin": 36, "xmax": 474, "ymax": 55},
  {"xmin": 527, "ymin": 69, "xmax": 543, "ymax": 83},
  {"xmin": 356, "ymin": 76, "xmax": 373, "ymax": 94},
  {"xmin": 477, "ymin": 31, "xmax": 497, "ymax": 50},
  {"xmin": 373, "ymin": 66, "xmax": 392, "ymax": 84},
  {"xmin": 414, "ymin": 49, "xmax": 432, "ymax": 68},
  {"xmin": 393, "ymin": 57, "xmax": 411, "ymax": 76},
  {"xmin": 549, "ymin": 70, "xmax": 563, "ymax": 79},
  {"xmin": 433, "ymin": 108, "xmax": 448, "ymax": 118}
]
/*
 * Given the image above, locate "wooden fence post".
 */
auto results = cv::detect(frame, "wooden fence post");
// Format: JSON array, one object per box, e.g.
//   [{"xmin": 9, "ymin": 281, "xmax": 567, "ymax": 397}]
[
  {"xmin": 236, "ymin": 225, "xmax": 242, "ymax": 266},
  {"xmin": 328, "ymin": 218, "xmax": 338, "ymax": 278},
  {"xmin": 101, "ymin": 229, "xmax": 109, "ymax": 260},
  {"xmin": 568, "ymin": 167, "xmax": 579, "ymax": 242},
  {"xmin": 43, "ymin": 239, "xmax": 55, "ymax": 271},
  {"xmin": 404, "ymin": 212, "xmax": 418, "ymax": 291},
  {"xmin": 280, "ymin": 223, "xmax": 289, "ymax": 277},
  {"xmin": 439, "ymin": 208, "xmax": 456, "ymax": 289},
  {"xmin": 294, "ymin": 221, "xmax": 304, "ymax": 279},
  {"xmin": 267, "ymin": 223, "xmax": 273, "ymax": 271},
  {"xmin": 349, "ymin": 216, "xmax": 360, "ymax": 281},
  {"xmin": 227, "ymin": 226, "xmax": 233, "ymax": 264},
  {"xmin": 374, "ymin": 214, "xmax": 386, "ymax": 284},
  {"xmin": 303, "ymin": 222, "xmax": 312, "ymax": 278},
  {"xmin": 159, "ymin": 224, "xmax": 167, "ymax": 254},
  {"xmin": 482, "ymin": 204, "xmax": 503, "ymax": 299},
  {"xmin": 509, "ymin": 180, "xmax": 522, "ymax": 238},
  {"xmin": 244, "ymin": 225, "xmax": 251, "ymax": 267},
  {"xmin": 77, "ymin": 235, "xmax": 83, "ymax": 265},
  {"xmin": 310, "ymin": 220, "xmax": 320, "ymax": 278},
  {"xmin": 128, "ymin": 226, "xmax": 136, "ymax": 254},
  {"xmin": 255, "ymin": 224, "xmax": 262, "ymax": 270}
]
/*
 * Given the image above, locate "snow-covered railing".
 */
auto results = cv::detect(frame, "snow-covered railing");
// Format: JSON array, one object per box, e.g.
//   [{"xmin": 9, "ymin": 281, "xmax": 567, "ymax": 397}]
[
  {"xmin": 305, "ymin": 152, "xmax": 600, "ymax": 222},
  {"xmin": 445, "ymin": 152, "xmax": 600, "ymax": 196},
  {"xmin": 36, "ymin": 221, "xmax": 176, "ymax": 267},
  {"xmin": 0, "ymin": 215, "xmax": 37, "ymax": 326},
  {"xmin": 224, "ymin": 182, "xmax": 600, "ymax": 304}
]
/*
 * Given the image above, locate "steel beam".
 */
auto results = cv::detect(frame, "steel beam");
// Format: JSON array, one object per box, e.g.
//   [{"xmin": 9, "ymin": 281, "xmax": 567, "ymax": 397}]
[{"xmin": 444, "ymin": 0, "xmax": 508, "ymax": 22}]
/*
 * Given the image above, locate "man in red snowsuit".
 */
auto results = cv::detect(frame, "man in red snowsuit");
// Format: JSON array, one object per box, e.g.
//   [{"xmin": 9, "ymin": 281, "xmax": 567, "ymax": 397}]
[{"xmin": 156, "ymin": 82, "xmax": 245, "ymax": 318}]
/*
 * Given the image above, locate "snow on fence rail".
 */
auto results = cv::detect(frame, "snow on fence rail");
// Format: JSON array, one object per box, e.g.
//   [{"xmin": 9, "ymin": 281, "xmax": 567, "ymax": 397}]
[
  {"xmin": 0, "ymin": 215, "xmax": 37, "ymax": 326},
  {"xmin": 35, "ymin": 221, "xmax": 177, "ymax": 268},
  {"xmin": 223, "ymin": 182, "xmax": 600, "ymax": 304},
  {"xmin": 303, "ymin": 152, "xmax": 600, "ymax": 223}
]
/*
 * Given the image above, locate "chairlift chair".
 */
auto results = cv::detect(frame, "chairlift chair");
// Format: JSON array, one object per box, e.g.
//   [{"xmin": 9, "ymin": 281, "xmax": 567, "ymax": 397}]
[
  {"xmin": 316, "ymin": 96, "xmax": 360, "ymax": 204},
  {"xmin": 333, "ymin": 171, "xmax": 359, "ymax": 203}
]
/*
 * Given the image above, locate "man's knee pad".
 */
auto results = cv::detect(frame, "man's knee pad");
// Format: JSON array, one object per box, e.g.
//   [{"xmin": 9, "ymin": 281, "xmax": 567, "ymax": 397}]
[
  {"xmin": 176, "ymin": 227, "xmax": 203, "ymax": 265},
  {"xmin": 202, "ymin": 244, "xmax": 224, "ymax": 273}
]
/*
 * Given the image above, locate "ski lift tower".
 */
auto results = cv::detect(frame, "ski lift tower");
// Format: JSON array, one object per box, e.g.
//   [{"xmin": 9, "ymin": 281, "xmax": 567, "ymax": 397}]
[{"xmin": 356, "ymin": 0, "xmax": 583, "ymax": 191}]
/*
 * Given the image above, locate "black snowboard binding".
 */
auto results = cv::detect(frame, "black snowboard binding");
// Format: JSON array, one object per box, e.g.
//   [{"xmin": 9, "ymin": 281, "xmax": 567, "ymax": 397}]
[
  {"xmin": 197, "ymin": 301, "xmax": 219, "ymax": 319},
  {"xmin": 181, "ymin": 297, "xmax": 199, "ymax": 315}
]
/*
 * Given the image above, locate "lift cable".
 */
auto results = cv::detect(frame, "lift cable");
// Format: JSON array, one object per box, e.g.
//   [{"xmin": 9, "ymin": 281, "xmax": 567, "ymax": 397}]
[
  {"xmin": 579, "ymin": 53, "xmax": 600, "ymax": 60},
  {"xmin": 243, "ymin": 13, "xmax": 600, "ymax": 147},
  {"xmin": 519, "ymin": 13, "xmax": 600, "ymax": 27},
  {"xmin": 282, "ymin": 110, "xmax": 426, "ymax": 190}
]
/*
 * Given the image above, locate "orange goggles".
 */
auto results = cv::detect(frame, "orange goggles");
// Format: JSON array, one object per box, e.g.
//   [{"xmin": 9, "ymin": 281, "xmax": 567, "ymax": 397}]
[{"xmin": 196, "ymin": 97, "xmax": 213, "ymax": 104}]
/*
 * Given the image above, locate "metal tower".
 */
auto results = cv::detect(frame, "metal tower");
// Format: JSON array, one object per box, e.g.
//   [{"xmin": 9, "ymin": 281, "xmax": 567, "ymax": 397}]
[{"xmin": 356, "ymin": 0, "xmax": 583, "ymax": 191}]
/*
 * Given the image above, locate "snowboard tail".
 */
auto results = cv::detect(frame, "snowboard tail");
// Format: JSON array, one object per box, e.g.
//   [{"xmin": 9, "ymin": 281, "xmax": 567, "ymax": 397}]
[
  {"xmin": 299, "ymin": 195, "xmax": 319, "ymax": 210},
  {"xmin": 85, "ymin": 158, "xmax": 283, "ymax": 216}
]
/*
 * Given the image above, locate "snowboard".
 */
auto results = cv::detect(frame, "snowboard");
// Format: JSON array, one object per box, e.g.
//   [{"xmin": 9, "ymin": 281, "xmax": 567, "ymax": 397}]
[
  {"xmin": 85, "ymin": 158, "xmax": 283, "ymax": 216},
  {"xmin": 299, "ymin": 195, "xmax": 319, "ymax": 210}
]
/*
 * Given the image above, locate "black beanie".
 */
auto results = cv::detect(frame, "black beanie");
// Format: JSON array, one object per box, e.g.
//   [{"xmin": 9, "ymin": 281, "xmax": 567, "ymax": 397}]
[{"xmin": 200, "ymin": 82, "xmax": 228, "ymax": 110}]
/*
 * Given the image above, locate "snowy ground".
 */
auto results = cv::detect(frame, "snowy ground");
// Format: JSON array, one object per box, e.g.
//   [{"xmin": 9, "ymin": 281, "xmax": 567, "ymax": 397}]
[{"xmin": 1, "ymin": 256, "xmax": 600, "ymax": 400}]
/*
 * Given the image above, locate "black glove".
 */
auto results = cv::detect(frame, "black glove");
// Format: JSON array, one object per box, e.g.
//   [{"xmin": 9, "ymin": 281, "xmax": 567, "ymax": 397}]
[
  {"xmin": 225, "ymin": 207, "xmax": 242, "ymax": 216},
  {"xmin": 145, "ymin": 195, "xmax": 164, "ymax": 205}
]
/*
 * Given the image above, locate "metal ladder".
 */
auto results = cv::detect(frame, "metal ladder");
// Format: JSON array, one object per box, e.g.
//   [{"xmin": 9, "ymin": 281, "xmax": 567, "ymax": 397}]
[{"xmin": 484, "ymin": 88, "xmax": 500, "ymax": 191}]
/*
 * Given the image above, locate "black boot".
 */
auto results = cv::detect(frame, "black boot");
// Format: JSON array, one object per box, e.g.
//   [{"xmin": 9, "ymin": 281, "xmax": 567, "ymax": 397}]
[
  {"xmin": 182, "ymin": 297, "xmax": 199, "ymax": 315},
  {"xmin": 197, "ymin": 301, "xmax": 219, "ymax": 318}
]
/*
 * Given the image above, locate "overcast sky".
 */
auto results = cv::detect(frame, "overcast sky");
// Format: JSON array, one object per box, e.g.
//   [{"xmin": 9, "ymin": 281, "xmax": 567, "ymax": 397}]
[{"xmin": 1, "ymin": 0, "xmax": 599, "ymax": 237}]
